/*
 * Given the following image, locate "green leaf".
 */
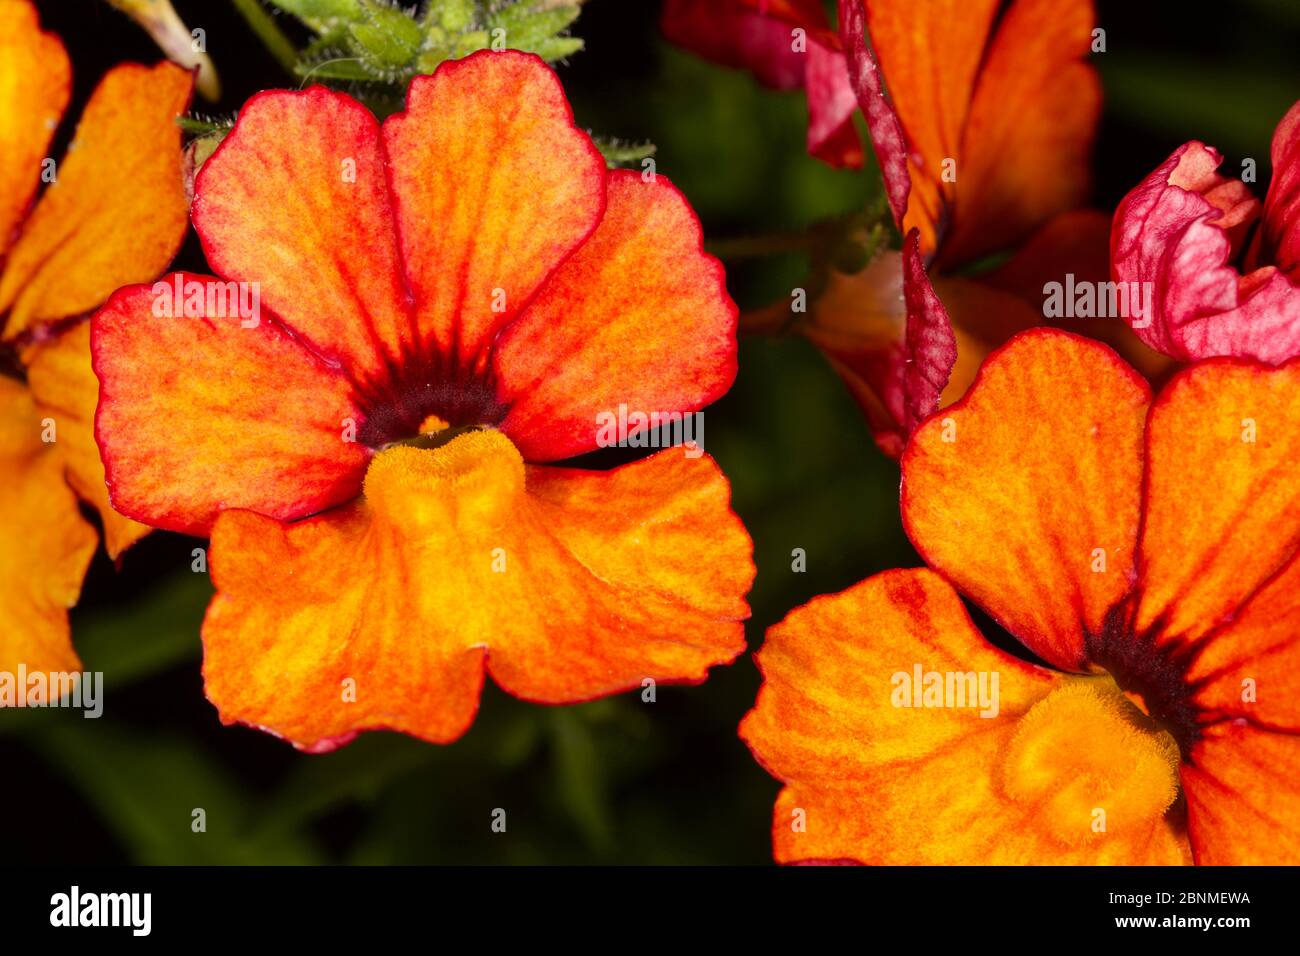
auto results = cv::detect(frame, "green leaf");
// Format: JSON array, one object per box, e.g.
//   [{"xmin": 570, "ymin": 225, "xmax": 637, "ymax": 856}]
[
  {"xmin": 31, "ymin": 721, "xmax": 322, "ymax": 864},
  {"xmin": 248, "ymin": 734, "xmax": 436, "ymax": 837},
  {"xmin": 547, "ymin": 707, "xmax": 612, "ymax": 853},
  {"xmin": 265, "ymin": 0, "xmax": 363, "ymax": 32},
  {"xmin": 74, "ymin": 570, "xmax": 211, "ymax": 686}
]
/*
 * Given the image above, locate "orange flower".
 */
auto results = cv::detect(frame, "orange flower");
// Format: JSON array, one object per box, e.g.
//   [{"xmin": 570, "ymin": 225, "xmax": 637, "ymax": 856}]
[
  {"xmin": 0, "ymin": 0, "xmax": 191, "ymax": 680},
  {"xmin": 799, "ymin": 0, "xmax": 1165, "ymax": 455},
  {"xmin": 742, "ymin": 329, "xmax": 1300, "ymax": 864},
  {"xmin": 92, "ymin": 51, "xmax": 754, "ymax": 751}
]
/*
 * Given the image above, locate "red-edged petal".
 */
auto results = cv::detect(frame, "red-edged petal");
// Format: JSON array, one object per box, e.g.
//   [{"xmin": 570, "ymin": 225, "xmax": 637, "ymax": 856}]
[
  {"xmin": 191, "ymin": 85, "xmax": 414, "ymax": 380},
  {"xmin": 382, "ymin": 51, "xmax": 606, "ymax": 371},
  {"xmin": 92, "ymin": 274, "xmax": 370, "ymax": 535},
  {"xmin": 1111, "ymin": 140, "xmax": 1300, "ymax": 362},
  {"xmin": 494, "ymin": 171, "xmax": 736, "ymax": 462},
  {"xmin": 801, "ymin": 235, "xmax": 957, "ymax": 458},
  {"xmin": 837, "ymin": 0, "xmax": 910, "ymax": 226},
  {"xmin": 1261, "ymin": 100, "xmax": 1300, "ymax": 279},
  {"xmin": 1135, "ymin": 358, "xmax": 1300, "ymax": 680},
  {"xmin": 662, "ymin": 0, "xmax": 861, "ymax": 168},
  {"xmin": 902, "ymin": 330, "xmax": 1150, "ymax": 672},
  {"xmin": 898, "ymin": 229, "xmax": 957, "ymax": 435}
]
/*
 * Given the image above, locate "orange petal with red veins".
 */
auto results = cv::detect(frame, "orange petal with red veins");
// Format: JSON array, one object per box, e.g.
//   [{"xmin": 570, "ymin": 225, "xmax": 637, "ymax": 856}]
[
  {"xmin": 741, "ymin": 569, "xmax": 1188, "ymax": 863},
  {"xmin": 92, "ymin": 274, "xmax": 370, "ymax": 536},
  {"xmin": 25, "ymin": 321, "xmax": 149, "ymax": 558},
  {"xmin": 1136, "ymin": 359, "xmax": 1300, "ymax": 652},
  {"xmin": 495, "ymin": 172, "xmax": 736, "ymax": 461},
  {"xmin": 902, "ymin": 330, "xmax": 1150, "ymax": 672},
  {"xmin": 382, "ymin": 51, "xmax": 605, "ymax": 370},
  {"xmin": 1183, "ymin": 551, "xmax": 1300, "ymax": 731},
  {"xmin": 863, "ymin": 0, "xmax": 1001, "ymax": 252},
  {"xmin": 0, "ymin": 376, "xmax": 96, "ymax": 677},
  {"xmin": 0, "ymin": 61, "xmax": 190, "ymax": 339},
  {"xmin": 0, "ymin": 0, "xmax": 69, "ymax": 269},
  {"xmin": 191, "ymin": 85, "xmax": 415, "ymax": 380},
  {"xmin": 203, "ymin": 431, "xmax": 751, "ymax": 750},
  {"xmin": 938, "ymin": 0, "xmax": 1099, "ymax": 268},
  {"xmin": 1182, "ymin": 722, "xmax": 1300, "ymax": 864}
]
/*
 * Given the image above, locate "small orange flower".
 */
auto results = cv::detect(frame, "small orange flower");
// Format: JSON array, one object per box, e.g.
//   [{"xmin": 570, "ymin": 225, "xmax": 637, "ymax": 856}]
[
  {"xmin": 92, "ymin": 51, "xmax": 755, "ymax": 751},
  {"xmin": 0, "ymin": 0, "xmax": 191, "ymax": 680},
  {"xmin": 742, "ymin": 329, "xmax": 1300, "ymax": 864}
]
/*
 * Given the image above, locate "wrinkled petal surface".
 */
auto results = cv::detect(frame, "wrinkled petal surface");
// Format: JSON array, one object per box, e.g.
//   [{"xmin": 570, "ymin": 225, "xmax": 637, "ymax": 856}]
[
  {"xmin": 204, "ymin": 431, "xmax": 753, "ymax": 749},
  {"xmin": 742, "ymin": 569, "xmax": 1187, "ymax": 864},
  {"xmin": 1111, "ymin": 141, "xmax": 1300, "ymax": 362}
]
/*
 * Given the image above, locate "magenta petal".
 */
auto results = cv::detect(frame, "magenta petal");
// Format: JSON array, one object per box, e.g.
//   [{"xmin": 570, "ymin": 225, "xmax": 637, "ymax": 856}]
[
  {"xmin": 1263, "ymin": 100, "xmax": 1300, "ymax": 279},
  {"xmin": 660, "ymin": 0, "xmax": 805, "ymax": 90},
  {"xmin": 662, "ymin": 0, "xmax": 862, "ymax": 169},
  {"xmin": 837, "ymin": 0, "xmax": 910, "ymax": 227},
  {"xmin": 899, "ymin": 229, "xmax": 957, "ymax": 435},
  {"xmin": 1111, "ymin": 140, "xmax": 1300, "ymax": 362},
  {"xmin": 805, "ymin": 40, "xmax": 863, "ymax": 168}
]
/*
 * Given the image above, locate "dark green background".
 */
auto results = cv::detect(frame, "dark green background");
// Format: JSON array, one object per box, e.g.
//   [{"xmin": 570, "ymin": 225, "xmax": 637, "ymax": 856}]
[{"xmin": 4, "ymin": 0, "xmax": 1297, "ymax": 864}]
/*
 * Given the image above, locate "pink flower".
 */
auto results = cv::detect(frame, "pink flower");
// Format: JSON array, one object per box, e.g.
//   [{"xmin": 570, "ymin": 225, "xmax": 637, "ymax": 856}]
[{"xmin": 1112, "ymin": 101, "xmax": 1300, "ymax": 362}]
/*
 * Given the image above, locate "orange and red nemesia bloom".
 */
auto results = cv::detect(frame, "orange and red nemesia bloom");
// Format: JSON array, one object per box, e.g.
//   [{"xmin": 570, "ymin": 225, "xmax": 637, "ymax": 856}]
[
  {"xmin": 661, "ymin": 0, "xmax": 862, "ymax": 168},
  {"xmin": 91, "ymin": 51, "xmax": 755, "ymax": 751},
  {"xmin": 742, "ymin": 329, "xmax": 1300, "ymax": 864},
  {"xmin": 0, "ymin": 0, "xmax": 190, "ymax": 680},
  {"xmin": 700, "ymin": 0, "xmax": 1142, "ymax": 455},
  {"xmin": 806, "ymin": 0, "xmax": 1134, "ymax": 456},
  {"xmin": 1112, "ymin": 101, "xmax": 1300, "ymax": 362}
]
